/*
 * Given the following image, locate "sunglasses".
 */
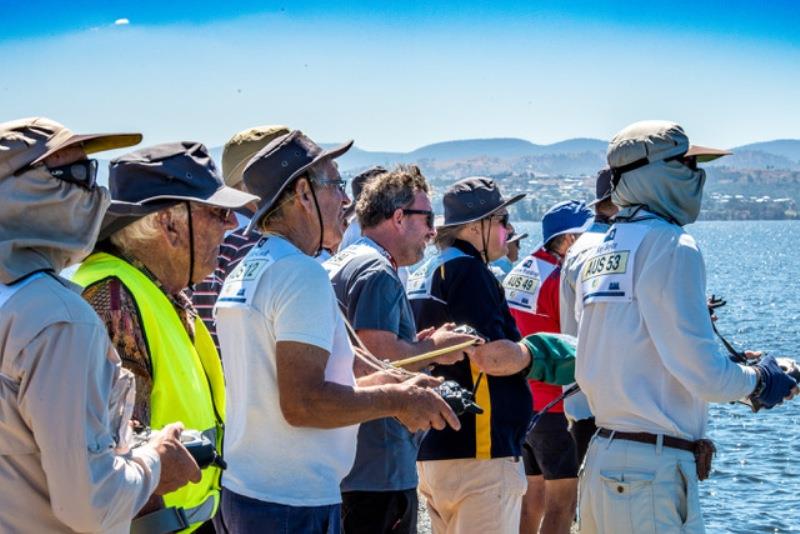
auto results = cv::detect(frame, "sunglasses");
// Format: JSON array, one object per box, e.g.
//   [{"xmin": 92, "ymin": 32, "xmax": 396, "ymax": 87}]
[
  {"xmin": 402, "ymin": 209, "xmax": 435, "ymax": 229},
  {"xmin": 681, "ymin": 155, "xmax": 699, "ymax": 171},
  {"xmin": 491, "ymin": 213, "xmax": 510, "ymax": 227},
  {"xmin": 16, "ymin": 159, "xmax": 99, "ymax": 190}
]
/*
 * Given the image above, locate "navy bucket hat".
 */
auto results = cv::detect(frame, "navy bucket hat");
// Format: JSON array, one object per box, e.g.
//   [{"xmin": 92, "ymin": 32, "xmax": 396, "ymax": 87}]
[{"xmin": 99, "ymin": 141, "xmax": 258, "ymax": 240}]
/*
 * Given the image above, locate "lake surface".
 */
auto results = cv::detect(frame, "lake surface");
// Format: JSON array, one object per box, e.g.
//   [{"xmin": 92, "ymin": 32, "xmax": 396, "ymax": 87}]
[{"xmin": 511, "ymin": 220, "xmax": 800, "ymax": 533}]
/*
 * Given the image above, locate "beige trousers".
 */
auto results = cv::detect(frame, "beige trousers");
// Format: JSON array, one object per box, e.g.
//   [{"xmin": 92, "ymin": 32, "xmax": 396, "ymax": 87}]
[
  {"xmin": 577, "ymin": 433, "xmax": 705, "ymax": 534},
  {"xmin": 418, "ymin": 457, "xmax": 528, "ymax": 534}
]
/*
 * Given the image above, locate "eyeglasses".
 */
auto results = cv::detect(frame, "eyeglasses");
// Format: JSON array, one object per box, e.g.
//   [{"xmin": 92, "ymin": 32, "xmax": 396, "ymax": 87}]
[
  {"xmin": 202, "ymin": 205, "xmax": 233, "ymax": 224},
  {"xmin": 313, "ymin": 177, "xmax": 348, "ymax": 194},
  {"xmin": 402, "ymin": 209, "xmax": 435, "ymax": 229},
  {"xmin": 491, "ymin": 213, "xmax": 510, "ymax": 227}
]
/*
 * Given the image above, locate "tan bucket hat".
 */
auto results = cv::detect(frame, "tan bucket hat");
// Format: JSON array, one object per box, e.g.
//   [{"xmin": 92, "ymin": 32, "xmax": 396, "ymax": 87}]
[
  {"xmin": 0, "ymin": 117, "xmax": 142, "ymax": 178},
  {"xmin": 222, "ymin": 125, "xmax": 291, "ymax": 188}
]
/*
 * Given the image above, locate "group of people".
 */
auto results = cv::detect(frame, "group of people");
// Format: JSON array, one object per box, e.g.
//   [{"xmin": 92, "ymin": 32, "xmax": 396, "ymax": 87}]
[{"xmin": 0, "ymin": 115, "xmax": 798, "ymax": 534}]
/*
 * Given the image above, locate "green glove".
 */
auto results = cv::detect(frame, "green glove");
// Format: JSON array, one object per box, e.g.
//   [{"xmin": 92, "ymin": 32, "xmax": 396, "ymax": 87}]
[{"xmin": 522, "ymin": 333, "xmax": 577, "ymax": 385}]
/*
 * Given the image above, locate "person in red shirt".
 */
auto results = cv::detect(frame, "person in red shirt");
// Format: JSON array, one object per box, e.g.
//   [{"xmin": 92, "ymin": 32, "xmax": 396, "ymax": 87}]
[{"xmin": 503, "ymin": 200, "xmax": 592, "ymax": 534}]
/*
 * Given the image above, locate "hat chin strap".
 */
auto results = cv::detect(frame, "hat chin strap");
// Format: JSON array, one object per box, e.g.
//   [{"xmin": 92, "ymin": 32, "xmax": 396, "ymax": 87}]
[
  {"xmin": 480, "ymin": 219, "xmax": 491, "ymax": 264},
  {"xmin": 184, "ymin": 201, "xmax": 195, "ymax": 289},
  {"xmin": 307, "ymin": 181, "xmax": 325, "ymax": 256}
]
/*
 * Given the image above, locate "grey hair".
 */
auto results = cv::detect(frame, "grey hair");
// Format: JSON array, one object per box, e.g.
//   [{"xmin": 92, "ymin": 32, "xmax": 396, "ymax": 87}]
[
  {"xmin": 433, "ymin": 223, "xmax": 467, "ymax": 250},
  {"xmin": 110, "ymin": 204, "xmax": 187, "ymax": 256}
]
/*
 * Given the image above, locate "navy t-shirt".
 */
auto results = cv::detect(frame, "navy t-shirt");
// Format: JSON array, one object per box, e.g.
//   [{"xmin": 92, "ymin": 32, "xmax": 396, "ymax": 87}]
[{"xmin": 325, "ymin": 238, "xmax": 419, "ymax": 492}]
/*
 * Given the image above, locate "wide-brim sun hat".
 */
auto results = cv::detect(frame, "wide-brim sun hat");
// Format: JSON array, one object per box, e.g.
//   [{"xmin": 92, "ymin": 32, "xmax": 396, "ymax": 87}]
[
  {"xmin": 436, "ymin": 176, "xmax": 526, "ymax": 229},
  {"xmin": 243, "ymin": 130, "xmax": 353, "ymax": 234},
  {"xmin": 607, "ymin": 120, "xmax": 731, "ymax": 180},
  {"xmin": 540, "ymin": 200, "xmax": 594, "ymax": 247},
  {"xmin": 99, "ymin": 141, "xmax": 258, "ymax": 240},
  {"xmin": 0, "ymin": 117, "xmax": 142, "ymax": 179}
]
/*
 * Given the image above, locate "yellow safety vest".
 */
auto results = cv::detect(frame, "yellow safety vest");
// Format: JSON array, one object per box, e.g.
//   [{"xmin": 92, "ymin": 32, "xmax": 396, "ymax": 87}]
[{"xmin": 74, "ymin": 252, "xmax": 225, "ymax": 532}]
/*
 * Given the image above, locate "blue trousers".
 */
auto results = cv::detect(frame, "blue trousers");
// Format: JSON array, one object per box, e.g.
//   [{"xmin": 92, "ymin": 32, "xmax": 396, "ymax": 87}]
[{"xmin": 219, "ymin": 487, "xmax": 341, "ymax": 534}]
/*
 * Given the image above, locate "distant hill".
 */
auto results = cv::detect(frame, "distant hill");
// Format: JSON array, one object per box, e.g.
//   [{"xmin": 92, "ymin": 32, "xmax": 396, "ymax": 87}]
[
  {"xmin": 732, "ymin": 140, "xmax": 800, "ymax": 163},
  {"xmin": 93, "ymin": 136, "xmax": 799, "ymax": 187}
]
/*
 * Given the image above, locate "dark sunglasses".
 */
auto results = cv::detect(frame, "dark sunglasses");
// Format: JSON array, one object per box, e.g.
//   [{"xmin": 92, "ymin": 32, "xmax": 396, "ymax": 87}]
[
  {"xmin": 492, "ymin": 213, "xmax": 510, "ymax": 227},
  {"xmin": 16, "ymin": 158, "xmax": 99, "ymax": 190},
  {"xmin": 402, "ymin": 209, "xmax": 435, "ymax": 229},
  {"xmin": 681, "ymin": 155, "xmax": 699, "ymax": 171}
]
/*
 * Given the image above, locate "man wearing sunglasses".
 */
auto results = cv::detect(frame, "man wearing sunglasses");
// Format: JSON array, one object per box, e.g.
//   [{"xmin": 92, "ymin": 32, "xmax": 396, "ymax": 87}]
[
  {"xmin": 73, "ymin": 142, "xmax": 258, "ymax": 533},
  {"xmin": 0, "ymin": 118, "xmax": 202, "ymax": 532},
  {"xmin": 323, "ymin": 165, "xmax": 478, "ymax": 534}
]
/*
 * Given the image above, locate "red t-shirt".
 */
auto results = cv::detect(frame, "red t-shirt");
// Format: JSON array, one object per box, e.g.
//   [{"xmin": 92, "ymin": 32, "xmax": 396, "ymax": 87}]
[{"xmin": 507, "ymin": 248, "xmax": 564, "ymax": 412}]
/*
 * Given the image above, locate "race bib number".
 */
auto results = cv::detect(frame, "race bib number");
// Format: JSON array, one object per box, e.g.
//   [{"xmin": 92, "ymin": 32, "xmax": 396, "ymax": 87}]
[
  {"xmin": 578, "ymin": 224, "xmax": 649, "ymax": 305},
  {"xmin": 503, "ymin": 256, "xmax": 555, "ymax": 313}
]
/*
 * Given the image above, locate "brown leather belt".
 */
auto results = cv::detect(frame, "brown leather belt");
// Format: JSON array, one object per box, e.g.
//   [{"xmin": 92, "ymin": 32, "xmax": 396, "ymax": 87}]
[
  {"xmin": 597, "ymin": 427, "xmax": 694, "ymax": 452},
  {"xmin": 596, "ymin": 427, "xmax": 716, "ymax": 481}
]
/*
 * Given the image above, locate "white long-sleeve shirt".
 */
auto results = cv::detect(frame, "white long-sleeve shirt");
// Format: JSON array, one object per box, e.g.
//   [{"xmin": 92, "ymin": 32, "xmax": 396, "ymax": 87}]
[
  {"xmin": 0, "ymin": 274, "xmax": 160, "ymax": 533},
  {"xmin": 575, "ymin": 216, "xmax": 757, "ymax": 440}
]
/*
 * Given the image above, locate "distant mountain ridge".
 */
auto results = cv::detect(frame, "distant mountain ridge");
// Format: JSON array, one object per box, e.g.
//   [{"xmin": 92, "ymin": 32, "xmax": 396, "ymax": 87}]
[{"xmin": 94, "ymin": 136, "xmax": 800, "ymax": 186}]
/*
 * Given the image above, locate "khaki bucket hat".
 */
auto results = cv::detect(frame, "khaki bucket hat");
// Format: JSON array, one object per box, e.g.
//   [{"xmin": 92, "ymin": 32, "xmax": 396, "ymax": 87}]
[{"xmin": 222, "ymin": 125, "xmax": 291, "ymax": 188}]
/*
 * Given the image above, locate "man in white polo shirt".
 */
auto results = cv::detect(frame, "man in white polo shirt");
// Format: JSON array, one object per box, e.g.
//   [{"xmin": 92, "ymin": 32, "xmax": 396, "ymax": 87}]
[{"xmin": 215, "ymin": 131, "xmax": 461, "ymax": 533}]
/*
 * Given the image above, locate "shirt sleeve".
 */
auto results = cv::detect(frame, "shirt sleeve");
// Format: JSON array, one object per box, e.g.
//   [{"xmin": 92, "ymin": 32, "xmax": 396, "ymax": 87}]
[
  {"xmin": 18, "ymin": 321, "xmax": 159, "ymax": 532},
  {"xmin": 559, "ymin": 256, "xmax": 580, "ymax": 336},
  {"xmin": 269, "ymin": 256, "xmax": 338, "ymax": 352},
  {"xmin": 638, "ymin": 231, "xmax": 757, "ymax": 402},
  {"xmin": 348, "ymin": 269, "xmax": 404, "ymax": 334}
]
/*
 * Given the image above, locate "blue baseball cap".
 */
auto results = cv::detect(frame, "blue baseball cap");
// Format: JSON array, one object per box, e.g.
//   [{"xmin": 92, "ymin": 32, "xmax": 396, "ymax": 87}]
[{"xmin": 541, "ymin": 200, "xmax": 593, "ymax": 246}]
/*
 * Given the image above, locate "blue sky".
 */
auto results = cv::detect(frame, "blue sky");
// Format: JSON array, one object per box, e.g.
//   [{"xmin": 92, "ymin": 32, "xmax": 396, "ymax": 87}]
[{"xmin": 1, "ymin": 1, "xmax": 798, "ymax": 152}]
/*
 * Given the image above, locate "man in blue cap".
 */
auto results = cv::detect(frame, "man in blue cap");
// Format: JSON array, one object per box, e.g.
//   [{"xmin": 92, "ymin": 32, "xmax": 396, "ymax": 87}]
[
  {"xmin": 502, "ymin": 199, "xmax": 592, "ymax": 534},
  {"xmin": 74, "ymin": 142, "xmax": 258, "ymax": 533}
]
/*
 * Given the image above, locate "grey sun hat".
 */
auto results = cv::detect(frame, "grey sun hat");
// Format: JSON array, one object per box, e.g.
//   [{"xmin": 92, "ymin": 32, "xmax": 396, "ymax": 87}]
[
  {"xmin": 437, "ymin": 177, "xmax": 526, "ymax": 228},
  {"xmin": 99, "ymin": 141, "xmax": 258, "ymax": 240},
  {"xmin": 607, "ymin": 120, "xmax": 731, "ymax": 181},
  {"xmin": 222, "ymin": 125, "xmax": 291, "ymax": 188},
  {"xmin": 0, "ymin": 117, "xmax": 142, "ymax": 178},
  {"xmin": 243, "ymin": 130, "xmax": 353, "ymax": 233}
]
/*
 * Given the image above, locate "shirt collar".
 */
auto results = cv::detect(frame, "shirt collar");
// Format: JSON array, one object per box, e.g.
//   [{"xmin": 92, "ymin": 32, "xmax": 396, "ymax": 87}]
[
  {"xmin": 357, "ymin": 235, "xmax": 398, "ymax": 271},
  {"xmin": 452, "ymin": 239, "xmax": 483, "ymax": 260}
]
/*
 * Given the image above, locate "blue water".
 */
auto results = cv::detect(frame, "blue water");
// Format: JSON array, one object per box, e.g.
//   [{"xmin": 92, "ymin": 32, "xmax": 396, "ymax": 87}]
[{"xmin": 513, "ymin": 220, "xmax": 800, "ymax": 533}]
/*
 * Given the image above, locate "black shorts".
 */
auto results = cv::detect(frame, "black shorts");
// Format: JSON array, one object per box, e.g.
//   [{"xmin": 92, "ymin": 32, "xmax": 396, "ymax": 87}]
[
  {"xmin": 522, "ymin": 412, "xmax": 579, "ymax": 479},
  {"xmin": 568, "ymin": 417, "xmax": 597, "ymax": 467}
]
